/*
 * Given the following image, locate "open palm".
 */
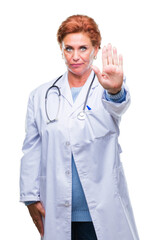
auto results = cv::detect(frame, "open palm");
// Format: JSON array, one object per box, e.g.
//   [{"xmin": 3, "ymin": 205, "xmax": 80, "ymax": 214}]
[{"xmin": 92, "ymin": 43, "xmax": 123, "ymax": 94}]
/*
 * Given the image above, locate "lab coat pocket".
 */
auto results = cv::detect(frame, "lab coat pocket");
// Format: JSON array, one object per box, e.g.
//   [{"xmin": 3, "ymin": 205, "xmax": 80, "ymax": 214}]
[
  {"xmin": 86, "ymin": 109, "xmax": 116, "ymax": 139},
  {"xmin": 39, "ymin": 176, "xmax": 46, "ymax": 207}
]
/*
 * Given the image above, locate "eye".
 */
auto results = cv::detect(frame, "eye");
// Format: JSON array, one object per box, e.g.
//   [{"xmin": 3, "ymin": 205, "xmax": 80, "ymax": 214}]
[
  {"xmin": 65, "ymin": 46, "xmax": 73, "ymax": 52},
  {"xmin": 80, "ymin": 46, "xmax": 87, "ymax": 52}
]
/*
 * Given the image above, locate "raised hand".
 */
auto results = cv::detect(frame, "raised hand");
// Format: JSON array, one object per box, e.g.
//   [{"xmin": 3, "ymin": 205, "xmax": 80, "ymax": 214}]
[{"xmin": 92, "ymin": 43, "xmax": 124, "ymax": 94}]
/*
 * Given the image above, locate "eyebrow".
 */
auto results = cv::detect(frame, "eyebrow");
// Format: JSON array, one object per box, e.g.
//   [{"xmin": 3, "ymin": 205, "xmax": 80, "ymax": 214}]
[{"xmin": 64, "ymin": 44, "xmax": 89, "ymax": 48}]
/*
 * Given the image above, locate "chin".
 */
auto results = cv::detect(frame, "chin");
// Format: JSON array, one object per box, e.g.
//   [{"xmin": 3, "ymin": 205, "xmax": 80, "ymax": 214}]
[{"xmin": 68, "ymin": 66, "xmax": 91, "ymax": 77}]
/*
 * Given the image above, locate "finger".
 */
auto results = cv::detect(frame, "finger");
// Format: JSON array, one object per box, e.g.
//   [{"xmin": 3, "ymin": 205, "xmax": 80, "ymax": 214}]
[
  {"xmin": 119, "ymin": 54, "xmax": 123, "ymax": 70},
  {"xmin": 113, "ymin": 47, "xmax": 118, "ymax": 65},
  {"xmin": 91, "ymin": 65, "xmax": 102, "ymax": 81},
  {"xmin": 107, "ymin": 43, "xmax": 112, "ymax": 65},
  {"xmin": 36, "ymin": 202, "xmax": 45, "ymax": 218},
  {"xmin": 34, "ymin": 216, "xmax": 44, "ymax": 237},
  {"xmin": 102, "ymin": 46, "xmax": 108, "ymax": 69}
]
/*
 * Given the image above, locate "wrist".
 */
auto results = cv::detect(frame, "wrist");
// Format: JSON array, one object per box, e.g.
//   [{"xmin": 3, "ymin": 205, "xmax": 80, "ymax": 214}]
[
  {"xmin": 105, "ymin": 86, "xmax": 125, "ymax": 101},
  {"xmin": 107, "ymin": 88, "xmax": 122, "ymax": 95},
  {"xmin": 25, "ymin": 201, "xmax": 38, "ymax": 206}
]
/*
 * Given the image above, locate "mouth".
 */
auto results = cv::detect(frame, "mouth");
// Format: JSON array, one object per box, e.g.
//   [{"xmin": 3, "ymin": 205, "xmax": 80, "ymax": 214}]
[{"xmin": 70, "ymin": 63, "xmax": 84, "ymax": 68}]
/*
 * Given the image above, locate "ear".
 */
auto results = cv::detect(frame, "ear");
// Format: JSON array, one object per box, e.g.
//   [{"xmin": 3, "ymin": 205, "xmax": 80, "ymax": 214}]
[
  {"xmin": 94, "ymin": 46, "xmax": 99, "ymax": 58},
  {"xmin": 60, "ymin": 41, "xmax": 65, "ymax": 51}
]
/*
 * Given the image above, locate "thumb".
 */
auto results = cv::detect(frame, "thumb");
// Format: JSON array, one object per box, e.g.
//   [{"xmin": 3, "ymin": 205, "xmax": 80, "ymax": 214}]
[{"xmin": 91, "ymin": 65, "xmax": 102, "ymax": 81}]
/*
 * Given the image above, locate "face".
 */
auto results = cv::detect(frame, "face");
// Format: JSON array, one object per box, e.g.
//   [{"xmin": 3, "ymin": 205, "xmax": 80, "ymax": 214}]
[{"xmin": 61, "ymin": 32, "xmax": 98, "ymax": 76}]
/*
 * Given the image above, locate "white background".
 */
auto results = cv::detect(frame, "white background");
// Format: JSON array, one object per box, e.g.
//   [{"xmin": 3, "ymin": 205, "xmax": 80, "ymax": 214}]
[{"xmin": 0, "ymin": 0, "xmax": 159, "ymax": 239}]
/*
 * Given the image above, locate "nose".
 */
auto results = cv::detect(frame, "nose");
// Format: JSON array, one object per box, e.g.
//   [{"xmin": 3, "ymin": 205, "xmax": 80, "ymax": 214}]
[{"xmin": 72, "ymin": 50, "xmax": 80, "ymax": 62}]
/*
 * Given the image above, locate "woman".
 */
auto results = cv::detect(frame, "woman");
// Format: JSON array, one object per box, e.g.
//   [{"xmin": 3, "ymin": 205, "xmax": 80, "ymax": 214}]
[{"xmin": 20, "ymin": 15, "xmax": 140, "ymax": 240}]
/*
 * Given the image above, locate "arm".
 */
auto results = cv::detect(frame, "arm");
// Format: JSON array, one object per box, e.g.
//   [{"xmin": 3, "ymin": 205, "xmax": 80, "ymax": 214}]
[
  {"xmin": 20, "ymin": 92, "xmax": 45, "ymax": 237},
  {"xmin": 102, "ymin": 81, "xmax": 130, "ymax": 119},
  {"xmin": 20, "ymin": 92, "xmax": 41, "ymax": 202}
]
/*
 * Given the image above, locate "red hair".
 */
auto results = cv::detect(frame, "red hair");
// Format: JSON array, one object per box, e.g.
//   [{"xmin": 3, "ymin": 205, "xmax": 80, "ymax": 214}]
[{"xmin": 57, "ymin": 15, "xmax": 101, "ymax": 49}]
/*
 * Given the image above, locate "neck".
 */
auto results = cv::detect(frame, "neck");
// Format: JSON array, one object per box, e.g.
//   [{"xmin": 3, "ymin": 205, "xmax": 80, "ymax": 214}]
[{"xmin": 68, "ymin": 69, "xmax": 92, "ymax": 88}]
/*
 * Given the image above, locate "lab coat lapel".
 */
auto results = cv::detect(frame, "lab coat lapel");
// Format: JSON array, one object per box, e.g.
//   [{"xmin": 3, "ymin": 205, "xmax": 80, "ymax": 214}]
[
  {"xmin": 71, "ymin": 71, "xmax": 98, "ymax": 114},
  {"xmin": 57, "ymin": 71, "xmax": 99, "ymax": 114},
  {"xmin": 57, "ymin": 72, "xmax": 73, "ymax": 107}
]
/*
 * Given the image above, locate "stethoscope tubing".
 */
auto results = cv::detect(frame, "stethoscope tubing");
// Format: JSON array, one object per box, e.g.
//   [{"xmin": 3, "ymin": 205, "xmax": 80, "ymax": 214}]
[
  {"xmin": 45, "ymin": 73, "xmax": 96, "ymax": 123},
  {"xmin": 45, "ymin": 75, "xmax": 62, "ymax": 124},
  {"xmin": 82, "ymin": 73, "xmax": 95, "ymax": 111}
]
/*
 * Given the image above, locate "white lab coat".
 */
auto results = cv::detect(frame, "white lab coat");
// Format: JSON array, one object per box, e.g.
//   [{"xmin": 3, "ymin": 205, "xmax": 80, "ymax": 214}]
[{"xmin": 20, "ymin": 70, "xmax": 140, "ymax": 240}]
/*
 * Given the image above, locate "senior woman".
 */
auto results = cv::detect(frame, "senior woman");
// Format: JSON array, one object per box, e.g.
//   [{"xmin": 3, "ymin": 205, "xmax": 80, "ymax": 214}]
[{"xmin": 20, "ymin": 15, "xmax": 139, "ymax": 240}]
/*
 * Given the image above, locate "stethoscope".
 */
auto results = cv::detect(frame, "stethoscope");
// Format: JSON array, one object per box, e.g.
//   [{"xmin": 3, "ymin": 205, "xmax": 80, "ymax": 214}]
[{"xmin": 45, "ymin": 72, "xmax": 96, "ymax": 124}]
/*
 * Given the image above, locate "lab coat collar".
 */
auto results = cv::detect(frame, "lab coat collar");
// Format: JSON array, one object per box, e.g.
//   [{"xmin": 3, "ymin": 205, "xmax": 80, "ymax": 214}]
[{"xmin": 57, "ymin": 70, "xmax": 99, "ymax": 113}]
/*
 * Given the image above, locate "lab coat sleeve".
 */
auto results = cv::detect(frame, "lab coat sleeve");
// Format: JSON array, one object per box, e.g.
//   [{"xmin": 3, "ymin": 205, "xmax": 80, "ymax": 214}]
[
  {"xmin": 20, "ymin": 92, "xmax": 41, "ymax": 202},
  {"xmin": 104, "ymin": 86, "xmax": 126, "ymax": 103},
  {"xmin": 102, "ymin": 79, "xmax": 131, "ymax": 120}
]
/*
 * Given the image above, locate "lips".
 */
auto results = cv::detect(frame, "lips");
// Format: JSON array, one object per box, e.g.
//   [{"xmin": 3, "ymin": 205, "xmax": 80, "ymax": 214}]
[{"xmin": 70, "ymin": 63, "xmax": 83, "ymax": 68}]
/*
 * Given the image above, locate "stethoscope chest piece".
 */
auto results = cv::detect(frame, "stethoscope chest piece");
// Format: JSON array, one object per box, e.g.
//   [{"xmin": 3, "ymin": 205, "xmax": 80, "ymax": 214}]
[{"xmin": 77, "ymin": 111, "xmax": 86, "ymax": 120}]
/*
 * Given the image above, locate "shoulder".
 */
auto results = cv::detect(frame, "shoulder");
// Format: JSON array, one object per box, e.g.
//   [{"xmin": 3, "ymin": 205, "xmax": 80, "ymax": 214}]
[
  {"xmin": 30, "ymin": 80, "xmax": 54, "ymax": 98},
  {"xmin": 29, "ymin": 74, "xmax": 64, "ymax": 100}
]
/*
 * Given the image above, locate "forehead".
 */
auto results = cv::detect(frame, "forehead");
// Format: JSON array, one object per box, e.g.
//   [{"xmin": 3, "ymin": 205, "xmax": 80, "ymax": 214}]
[{"xmin": 63, "ymin": 32, "xmax": 92, "ymax": 46}]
